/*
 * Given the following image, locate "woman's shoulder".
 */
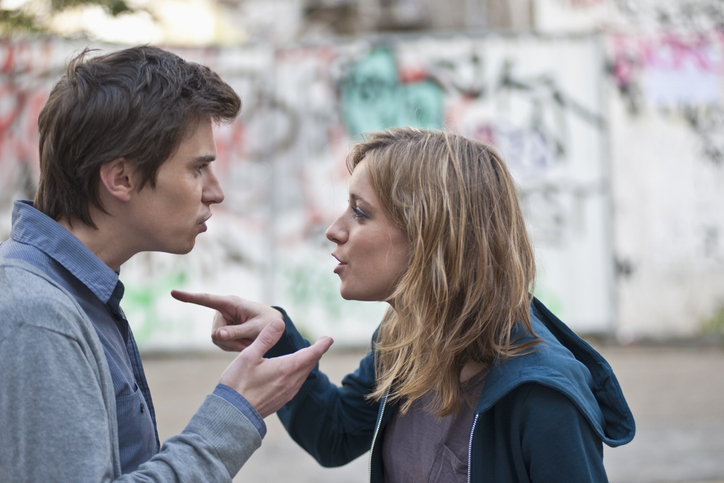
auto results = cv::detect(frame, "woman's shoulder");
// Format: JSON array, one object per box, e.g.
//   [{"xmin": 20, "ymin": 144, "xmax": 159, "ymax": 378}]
[
  {"xmin": 486, "ymin": 299, "xmax": 603, "ymax": 386},
  {"xmin": 477, "ymin": 298, "xmax": 635, "ymax": 447}
]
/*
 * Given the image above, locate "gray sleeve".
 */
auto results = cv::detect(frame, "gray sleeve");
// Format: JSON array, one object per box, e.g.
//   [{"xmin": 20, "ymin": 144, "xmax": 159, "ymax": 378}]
[
  {"xmin": 123, "ymin": 394, "xmax": 262, "ymax": 482},
  {"xmin": 0, "ymin": 264, "xmax": 261, "ymax": 482}
]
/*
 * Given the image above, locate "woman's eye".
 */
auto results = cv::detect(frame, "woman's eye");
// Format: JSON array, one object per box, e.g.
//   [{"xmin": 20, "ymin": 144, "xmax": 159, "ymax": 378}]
[{"xmin": 352, "ymin": 207, "xmax": 367, "ymax": 220}]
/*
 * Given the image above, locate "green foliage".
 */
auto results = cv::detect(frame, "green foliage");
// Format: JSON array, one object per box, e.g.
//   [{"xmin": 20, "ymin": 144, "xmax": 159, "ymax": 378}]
[
  {"xmin": 1, "ymin": 0, "xmax": 134, "ymax": 34},
  {"xmin": 0, "ymin": 9, "xmax": 42, "ymax": 33},
  {"xmin": 51, "ymin": 0, "xmax": 132, "ymax": 16}
]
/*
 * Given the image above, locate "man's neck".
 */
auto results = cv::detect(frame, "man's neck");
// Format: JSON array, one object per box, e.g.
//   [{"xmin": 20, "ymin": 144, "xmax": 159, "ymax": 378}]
[{"xmin": 58, "ymin": 215, "xmax": 133, "ymax": 271}]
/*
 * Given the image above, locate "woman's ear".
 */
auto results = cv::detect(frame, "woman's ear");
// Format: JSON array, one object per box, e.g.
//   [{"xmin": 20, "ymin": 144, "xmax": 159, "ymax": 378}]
[{"xmin": 99, "ymin": 158, "xmax": 135, "ymax": 202}]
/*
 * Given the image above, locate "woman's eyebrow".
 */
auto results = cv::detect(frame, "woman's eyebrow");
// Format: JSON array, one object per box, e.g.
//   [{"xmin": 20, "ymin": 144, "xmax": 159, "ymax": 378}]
[{"xmin": 350, "ymin": 193, "xmax": 372, "ymax": 207}]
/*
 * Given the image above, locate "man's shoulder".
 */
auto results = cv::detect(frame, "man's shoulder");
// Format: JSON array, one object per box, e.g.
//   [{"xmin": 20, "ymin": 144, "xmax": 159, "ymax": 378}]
[{"xmin": 0, "ymin": 259, "xmax": 92, "ymax": 341}]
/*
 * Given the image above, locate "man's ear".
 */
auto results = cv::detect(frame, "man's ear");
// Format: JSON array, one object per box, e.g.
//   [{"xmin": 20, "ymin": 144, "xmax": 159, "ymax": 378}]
[{"xmin": 99, "ymin": 158, "xmax": 136, "ymax": 202}]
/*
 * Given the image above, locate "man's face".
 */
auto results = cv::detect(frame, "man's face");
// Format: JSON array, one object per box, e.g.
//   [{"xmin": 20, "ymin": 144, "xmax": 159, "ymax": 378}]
[{"xmin": 128, "ymin": 118, "xmax": 224, "ymax": 255}]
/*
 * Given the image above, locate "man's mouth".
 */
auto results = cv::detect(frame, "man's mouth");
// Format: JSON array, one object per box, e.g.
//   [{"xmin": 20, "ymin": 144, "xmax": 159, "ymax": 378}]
[{"xmin": 198, "ymin": 215, "xmax": 211, "ymax": 232}]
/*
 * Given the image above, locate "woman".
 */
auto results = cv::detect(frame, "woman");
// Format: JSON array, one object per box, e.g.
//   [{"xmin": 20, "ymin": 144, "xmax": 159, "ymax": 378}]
[{"xmin": 175, "ymin": 127, "xmax": 635, "ymax": 482}]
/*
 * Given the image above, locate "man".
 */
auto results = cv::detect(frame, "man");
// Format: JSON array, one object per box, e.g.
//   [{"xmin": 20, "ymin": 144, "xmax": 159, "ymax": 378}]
[{"xmin": 0, "ymin": 46, "xmax": 332, "ymax": 481}]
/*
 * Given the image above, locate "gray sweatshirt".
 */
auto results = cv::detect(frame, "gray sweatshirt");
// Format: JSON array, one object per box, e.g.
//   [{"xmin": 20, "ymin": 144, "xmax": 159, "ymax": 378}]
[{"xmin": 0, "ymin": 259, "xmax": 261, "ymax": 482}]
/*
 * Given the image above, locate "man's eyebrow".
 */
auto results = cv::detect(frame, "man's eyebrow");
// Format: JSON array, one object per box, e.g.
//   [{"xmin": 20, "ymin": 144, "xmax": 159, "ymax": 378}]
[{"xmin": 194, "ymin": 155, "xmax": 216, "ymax": 163}]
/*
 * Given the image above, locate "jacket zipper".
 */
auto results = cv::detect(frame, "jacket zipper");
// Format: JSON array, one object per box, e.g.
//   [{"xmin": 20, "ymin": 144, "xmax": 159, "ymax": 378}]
[
  {"xmin": 467, "ymin": 413, "xmax": 479, "ymax": 483},
  {"xmin": 368, "ymin": 389, "xmax": 390, "ymax": 482}
]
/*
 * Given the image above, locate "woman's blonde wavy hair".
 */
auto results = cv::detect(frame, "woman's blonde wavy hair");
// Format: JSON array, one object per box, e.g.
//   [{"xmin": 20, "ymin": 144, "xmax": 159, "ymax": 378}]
[{"xmin": 349, "ymin": 127, "xmax": 538, "ymax": 417}]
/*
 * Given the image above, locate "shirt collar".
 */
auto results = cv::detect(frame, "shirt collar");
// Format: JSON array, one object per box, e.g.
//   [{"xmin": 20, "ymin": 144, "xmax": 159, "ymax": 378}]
[{"xmin": 10, "ymin": 200, "xmax": 122, "ymax": 307}]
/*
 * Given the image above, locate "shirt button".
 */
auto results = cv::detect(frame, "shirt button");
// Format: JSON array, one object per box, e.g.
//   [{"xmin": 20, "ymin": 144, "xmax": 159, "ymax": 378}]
[{"xmin": 140, "ymin": 402, "xmax": 145, "ymax": 413}]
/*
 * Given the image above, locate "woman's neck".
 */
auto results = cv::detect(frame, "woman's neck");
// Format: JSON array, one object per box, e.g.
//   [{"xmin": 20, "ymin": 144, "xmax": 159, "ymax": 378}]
[{"xmin": 460, "ymin": 360, "xmax": 486, "ymax": 383}]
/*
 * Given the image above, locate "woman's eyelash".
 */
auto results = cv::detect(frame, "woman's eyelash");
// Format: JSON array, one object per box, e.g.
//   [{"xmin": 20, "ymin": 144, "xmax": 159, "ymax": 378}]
[{"xmin": 352, "ymin": 207, "xmax": 367, "ymax": 219}]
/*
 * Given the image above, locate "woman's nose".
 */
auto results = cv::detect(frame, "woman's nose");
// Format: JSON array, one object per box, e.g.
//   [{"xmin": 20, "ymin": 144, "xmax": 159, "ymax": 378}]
[{"xmin": 326, "ymin": 215, "xmax": 347, "ymax": 244}]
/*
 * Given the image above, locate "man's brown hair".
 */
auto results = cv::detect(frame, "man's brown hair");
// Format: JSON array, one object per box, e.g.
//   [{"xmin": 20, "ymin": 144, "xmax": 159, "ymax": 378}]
[{"xmin": 35, "ymin": 45, "xmax": 241, "ymax": 227}]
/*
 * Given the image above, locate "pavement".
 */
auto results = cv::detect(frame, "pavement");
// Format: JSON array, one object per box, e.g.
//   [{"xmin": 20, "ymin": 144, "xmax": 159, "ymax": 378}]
[{"xmin": 143, "ymin": 342, "xmax": 724, "ymax": 483}]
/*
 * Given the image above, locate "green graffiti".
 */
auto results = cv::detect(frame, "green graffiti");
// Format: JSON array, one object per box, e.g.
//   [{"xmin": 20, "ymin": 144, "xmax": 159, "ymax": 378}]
[
  {"xmin": 122, "ymin": 269, "xmax": 190, "ymax": 345},
  {"xmin": 286, "ymin": 263, "xmax": 344, "ymax": 319},
  {"xmin": 533, "ymin": 285, "xmax": 565, "ymax": 318},
  {"xmin": 341, "ymin": 48, "xmax": 444, "ymax": 136},
  {"xmin": 701, "ymin": 305, "xmax": 724, "ymax": 338},
  {"xmin": 282, "ymin": 261, "xmax": 385, "ymax": 331}
]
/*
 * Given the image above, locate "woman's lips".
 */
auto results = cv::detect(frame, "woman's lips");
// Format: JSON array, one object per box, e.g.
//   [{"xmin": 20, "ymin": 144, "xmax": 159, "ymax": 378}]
[{"xmin": 332, "ymin": 253, "xmax": 346, "ymax": 274}]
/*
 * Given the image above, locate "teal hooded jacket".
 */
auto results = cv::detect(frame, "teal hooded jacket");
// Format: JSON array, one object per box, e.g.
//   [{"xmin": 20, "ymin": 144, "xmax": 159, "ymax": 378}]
[{"xmin": 267, "ymin": 298, "xmax": 635, "ymax": 482}]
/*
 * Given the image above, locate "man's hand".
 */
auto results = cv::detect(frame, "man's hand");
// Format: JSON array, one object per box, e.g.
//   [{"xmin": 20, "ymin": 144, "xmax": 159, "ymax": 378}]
[
  {"xmin": 220, "ymin": 319, "xmax": 333, "ymax": 418},
  {"xmin": 171, "ymin": 290, "xmax": 282, "ymax": 352},
  {"xmin": 171, "ymin": 290, "xmax": 334, "ymax": 417}
]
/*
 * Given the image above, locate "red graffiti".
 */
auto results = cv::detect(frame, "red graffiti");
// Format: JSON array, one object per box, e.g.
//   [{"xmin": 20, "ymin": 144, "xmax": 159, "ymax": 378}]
[{"xmin": 612, "ymin": 33, "xmax": 724, "ymax": 74}]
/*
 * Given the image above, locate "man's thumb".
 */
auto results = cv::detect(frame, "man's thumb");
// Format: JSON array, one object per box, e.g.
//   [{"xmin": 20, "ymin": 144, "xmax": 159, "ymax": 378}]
[{"xmin": 244, "ymin": 319, "xmax": 285, "ymax": 359}]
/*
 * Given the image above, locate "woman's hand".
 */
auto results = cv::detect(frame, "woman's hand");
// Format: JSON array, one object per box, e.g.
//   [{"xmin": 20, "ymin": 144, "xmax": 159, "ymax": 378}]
[{"xmin": 171, "ymin": 290, "xmax": 284, "ymax": 352}]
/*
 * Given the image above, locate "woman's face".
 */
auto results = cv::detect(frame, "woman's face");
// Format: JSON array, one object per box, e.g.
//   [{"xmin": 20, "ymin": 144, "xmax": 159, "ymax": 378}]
[{"xmin": 326, "ymin": 159, "xmax": 410, "ymax": 303}]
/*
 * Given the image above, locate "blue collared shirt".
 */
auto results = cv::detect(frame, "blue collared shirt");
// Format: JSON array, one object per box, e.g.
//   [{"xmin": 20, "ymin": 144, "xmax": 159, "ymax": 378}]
[{"xmin": 0, "ymin": 201, "xmax": 265, "ymax": 473}]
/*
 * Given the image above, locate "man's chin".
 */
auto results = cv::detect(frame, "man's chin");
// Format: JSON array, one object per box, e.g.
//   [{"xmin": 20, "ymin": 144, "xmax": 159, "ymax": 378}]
[
  {"xmin": 178, "ymin": 241, "xmax": 196, "ymax": 255},
  {"xmin": 165, "ymin": 239, "xmax": 196, "ymax": 255}
]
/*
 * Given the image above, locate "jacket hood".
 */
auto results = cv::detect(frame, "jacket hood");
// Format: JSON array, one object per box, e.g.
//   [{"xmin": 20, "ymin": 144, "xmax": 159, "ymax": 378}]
[{"xmin": 477, "ymin": 298, "xmax": 636, "ymax": 448}]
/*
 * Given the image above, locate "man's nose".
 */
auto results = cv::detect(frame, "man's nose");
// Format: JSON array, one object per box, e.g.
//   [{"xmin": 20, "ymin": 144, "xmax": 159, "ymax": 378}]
[{"xmin": 203, "ymin": 168, "xmax": 225, "ymax": 205}]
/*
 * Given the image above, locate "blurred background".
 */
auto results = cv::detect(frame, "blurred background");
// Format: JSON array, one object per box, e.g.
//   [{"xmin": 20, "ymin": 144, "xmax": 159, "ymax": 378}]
[{"xmin": 0, "ymin": 0, "xmax": 722, "ymax": 481}]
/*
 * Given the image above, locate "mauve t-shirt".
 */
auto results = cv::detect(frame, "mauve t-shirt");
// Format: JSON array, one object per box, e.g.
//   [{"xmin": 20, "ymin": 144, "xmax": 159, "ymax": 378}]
[{"xmin": 381, "ymin": 369, "xmax": 488, "ymax": 483}]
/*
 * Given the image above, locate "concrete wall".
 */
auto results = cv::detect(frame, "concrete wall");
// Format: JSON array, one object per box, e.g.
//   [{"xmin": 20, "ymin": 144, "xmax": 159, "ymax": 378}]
[
  {"xmin": 606, "ymin": 32, "xmax": 724, "ymax": 339},
  {"xmin": 0, "ymin": 30, "xmax": 720, "ymax": 349},
  {"xmin": 533, "ymin": 1, "xmax": 724, "ymax": 335}
]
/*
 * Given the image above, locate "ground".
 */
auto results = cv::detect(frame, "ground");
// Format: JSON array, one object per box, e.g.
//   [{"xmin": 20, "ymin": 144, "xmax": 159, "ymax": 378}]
[{"xmin": 143, "ymin": 343, "xmax": 724, "ymax": 483}]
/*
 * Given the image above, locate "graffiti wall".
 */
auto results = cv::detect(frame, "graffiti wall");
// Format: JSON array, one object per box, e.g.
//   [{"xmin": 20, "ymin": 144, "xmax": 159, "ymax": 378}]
[
  {"xmin": 0, "ymin": 35, "xmax": 613, "ymax": 350},
  {"xmin": 607, "ymin": 30, "xmax": 724, "ymax": 339},
  {"xmin": 266, "ymin": 36, "xmax": 613, "ymax": 340}
]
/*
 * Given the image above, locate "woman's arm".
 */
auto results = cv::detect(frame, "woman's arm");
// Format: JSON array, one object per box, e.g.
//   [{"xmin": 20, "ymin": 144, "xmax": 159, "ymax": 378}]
[
  {"xmin": 266, "ymin": 309, "xmax": 382, "ymax": 467},
  {"xmin": 171, "ymin": 291, "xmax": 382, "ymax": 467}
]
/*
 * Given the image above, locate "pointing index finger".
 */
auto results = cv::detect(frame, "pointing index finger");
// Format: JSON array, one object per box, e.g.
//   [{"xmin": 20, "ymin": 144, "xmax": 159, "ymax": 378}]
[{"xmin": 171, "ymin": 290, "xmax": 235, "ymax": 313}]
